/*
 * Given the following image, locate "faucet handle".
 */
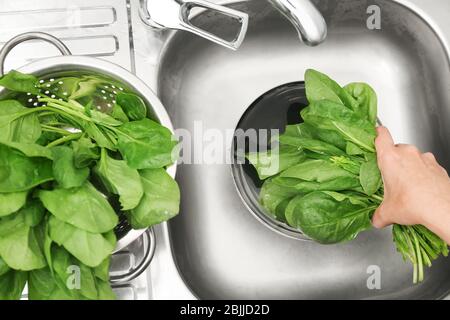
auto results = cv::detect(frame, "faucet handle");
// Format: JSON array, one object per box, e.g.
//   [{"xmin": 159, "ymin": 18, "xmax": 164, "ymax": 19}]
[
  {"xmin": 269, "ymin": 0, "xmax": 327, "ymax": 46},
  {"xmin": 140, "ymin": 0, "xmax": 249, "ymax": 51}
]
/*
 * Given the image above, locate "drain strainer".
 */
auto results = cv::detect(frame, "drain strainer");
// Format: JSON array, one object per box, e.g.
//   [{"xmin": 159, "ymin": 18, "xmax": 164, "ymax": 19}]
[{"xmin": 231, "ymin": 82, "xmax": 312, "ymax": 240}]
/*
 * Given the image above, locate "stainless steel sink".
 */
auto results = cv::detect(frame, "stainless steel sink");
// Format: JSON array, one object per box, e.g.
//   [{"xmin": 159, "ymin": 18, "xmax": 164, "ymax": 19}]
[
  {"xmin": 156, "ymin": 0, "xmax": 450, "ymax": 299},
  {"xmin": 3, "ymin": 0, "xmax": 449, "ymax": 300}
]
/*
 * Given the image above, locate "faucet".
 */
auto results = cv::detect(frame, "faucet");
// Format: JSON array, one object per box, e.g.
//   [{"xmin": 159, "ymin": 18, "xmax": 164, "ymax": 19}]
[
  {"xmin": 269, "ymin": 0, "xmax": 327, "ymax": 46},
  {"xmin": 140, "ymin": 0, "xmax": 327, "ymax": 50},
  {"xmin": 140, "ymin": 0, "xmax": 249, "ymax": 51}
]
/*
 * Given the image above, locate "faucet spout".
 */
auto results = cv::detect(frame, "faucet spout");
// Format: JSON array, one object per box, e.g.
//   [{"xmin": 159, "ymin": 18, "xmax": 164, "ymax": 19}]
[
  {"xmin": 140, "ymin": 0, "xmax": 249, "ymax": 50},
  {"xmin": 269, "ymin": 0, "xmax": 327, "ymax": 46}
]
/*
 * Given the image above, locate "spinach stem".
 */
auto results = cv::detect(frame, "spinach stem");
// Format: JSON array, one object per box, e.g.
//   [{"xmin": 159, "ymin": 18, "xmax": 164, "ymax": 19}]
[
  {"xmin": 14, "ymin": 106, "xmax": 83, "ymax": 129},
  {"xmin": 41, "ymin": 125, "xmax": 72, "ymax": 136},
  {"xmin": 46, "ymin": 132, "xmax": 83, "ymax": 148},
  {"xmin": 37, "ymin": 111, "xmax": 55, "ymax": 118},
  {"xmin": 412, "ymin": 229, "xmax": 424, "ymax": 283},
  {"xmin": 402, "ymin": 226, "xmax": 418, "ymax": 283},
  {"xmin": 39, "ymin": 97, "xmax": 83, "ymax": 112},
  {"xmin": 45, "ymin": 102, "xmax": 92, "ymax": 122},
  {"xmin": 370, "ymin": 194, "xmax": 383, "ymax": 202},
  {"xmin": 12, "ymin": 106, "xmax": 46, "ymax": 120}
]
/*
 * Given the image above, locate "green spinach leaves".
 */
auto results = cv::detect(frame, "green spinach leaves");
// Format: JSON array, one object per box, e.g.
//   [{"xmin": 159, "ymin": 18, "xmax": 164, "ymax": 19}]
[
  {"xmin": 249, "ymin": 69, "xmax": 448, "ymax": 284},
  {"xmin": 94, "ymin": 148, "xmax": 143, "ymax": 211},
  {"xmin": 0, "ymin": 70, "xmax": 180, "ymax": 299}
]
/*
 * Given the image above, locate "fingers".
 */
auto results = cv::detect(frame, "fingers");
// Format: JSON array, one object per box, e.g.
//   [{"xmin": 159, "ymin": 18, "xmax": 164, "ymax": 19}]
[
  {"xmin": 373, "ymin": 127, "xmax": 393, "ymax": 229},
  {"xmin": 375, "ymin": 127, "xmax": 395, "ymax": 173},
  {"xmin": 375, "ymin": 126, "xmax": 394, "ymax": 155},
  {"xmin": 422, "ymin": 152, "xmax": 449, "ymax": 176},
  {"xmin": 422, "ymin": 152, "xmax": 437, "ymax": 166}
]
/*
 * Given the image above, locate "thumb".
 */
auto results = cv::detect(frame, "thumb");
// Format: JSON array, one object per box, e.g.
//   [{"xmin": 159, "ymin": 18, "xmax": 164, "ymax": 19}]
[
  {"xmin": 372, "ymin": 205, "xmax": 391, "ymax": 229},
  {"xmin": 375, "ymin": 126, "xmax": 394, "ymax": 153}
]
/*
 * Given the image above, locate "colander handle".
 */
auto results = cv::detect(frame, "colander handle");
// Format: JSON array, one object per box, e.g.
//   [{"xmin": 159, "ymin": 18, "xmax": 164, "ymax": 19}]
[{"xmin": 0, "ymin": 32, "xmax": 71, "ymax": 76}]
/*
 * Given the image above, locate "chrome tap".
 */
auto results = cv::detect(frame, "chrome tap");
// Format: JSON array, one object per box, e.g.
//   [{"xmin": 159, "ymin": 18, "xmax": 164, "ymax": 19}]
[
  {"xmin": 269, "ymin": 0, "xmax": 327, "ymax": 46},
  {"xmin": 139, "ymin": 0, "xmax": 326, "ymax": 50},
  {"xmin": 139, "ymin": 0, "xmax": 249, "ymax": 51}
]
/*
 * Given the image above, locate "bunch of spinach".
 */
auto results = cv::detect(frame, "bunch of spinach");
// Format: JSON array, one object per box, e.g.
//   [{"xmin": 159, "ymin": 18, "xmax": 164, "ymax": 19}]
[
  {"xmin": 248, "ymin": 69, "xmax": 448, "ymax": 283},
  {"xmin": 0, "ymin": 71, "xmax": 180, "ymax": 300}
]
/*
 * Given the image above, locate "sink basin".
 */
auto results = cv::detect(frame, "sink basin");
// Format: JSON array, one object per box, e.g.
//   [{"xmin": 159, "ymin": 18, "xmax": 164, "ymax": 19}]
[{"xmin": 157, "ymin": 0, "xmax": 450, "ymax": 299}]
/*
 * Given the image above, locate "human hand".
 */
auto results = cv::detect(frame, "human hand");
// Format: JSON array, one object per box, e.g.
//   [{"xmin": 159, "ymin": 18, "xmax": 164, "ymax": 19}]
[{"xmin": 372, "ymin": 127, "xmax": 450, "ymax": 238}]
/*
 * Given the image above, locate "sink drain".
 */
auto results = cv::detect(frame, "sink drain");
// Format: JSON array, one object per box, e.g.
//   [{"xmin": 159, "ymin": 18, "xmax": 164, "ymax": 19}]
[{"xmin": 231, "ymin": 82, "xmax": 311, "ymax": 240}]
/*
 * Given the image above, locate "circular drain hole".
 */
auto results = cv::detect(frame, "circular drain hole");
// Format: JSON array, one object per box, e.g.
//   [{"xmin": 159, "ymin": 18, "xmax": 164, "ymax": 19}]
[{"xmin": 231, "ymin": 82, "xmax": 311, "ymax": 240}]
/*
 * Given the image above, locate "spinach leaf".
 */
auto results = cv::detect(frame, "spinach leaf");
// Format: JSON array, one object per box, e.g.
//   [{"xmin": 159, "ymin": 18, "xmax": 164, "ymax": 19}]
[
  {"xmin": 89, "ymin": 109, "xmax": 123, "ymax": 127},
  {"xmin": 279, "ymin": 135, "xmax": 345, "ymax": 156},
  {"xmin": 83, "ymin": 121, "xmax": 116, "ymax": 151},
  {"xmin": 260, "ymin": 178, "xmax": 299, "ymax": 219},
  {"xmin": 359, "ymin": 154, "xmax": 382, "ymax": 196},
  {"xmin": 51, "ymin": 146, "xmax": 89, "ymax": 188},
  {"xmin": 77, "ymin": 263, "xmax": 101, "ymax": 299},
  {"xmin": 22, "ymin": 200, "xmax": 46, "ymax": 227},
  {"xmin": 47, "ymin": 247, "xmax": 115, "ymax": 300},
  {"xmin": 305, "ymin": 69, "xmax": 358, "ymax": 110},
  {"xmin": 300, "ymin": 110, "xmax": 375, "ymax": 152},
  {"xmin": 301, "ymin": 100, "xmax": 375, "ymax": 134},
  {"xmin": 346, "ymin": 142, "xmax": 365, "ymax": 155},
  {"xmin": 93, "ymin": 257, "xmax": 111, "ymax": 282},
  {"xmin": 246, "ymin": 145, "xmax": 304, "ymax": 180},
  {"xmin": 96, "ymin": 279, "xmax": 116, "ymax": 300},
  {"xmin": 48, "ymin": 215, "xmax": 115, "ymax": 267},
  {"xmin": 0, "ymin": 191, "xmax": 27, "ymax": 217},
  {"xmin": 52, "ymin": 246, "xmax": 98, "ymax": 300},
  {"xmin": 0, "ymin": 143, "xmax": 53, "ymax": 193},
  {"xmin": 71, "ymin": 136, "xmax": 100, "ymax": 168},
  {"xmin": 116, "ymin": 119, "xmax": 178, "ymax": 169},
  {"xmin": 344, "ymin": 82, "xmax": 377, "ymax": 125},
  {"xmin": 0, "ymin": 211, "xmax": 26, "ymax": 237},
  {"xmin": 101, "ymin": 126, "xmax": 118, "ymax": 146},
  {"xmin": 36, "ymin": 130, "xmax": 60, "ymax": 146},
  {"xmin": 127, "ymin": 169, "xmax": 180, "ymax": 229},
  {"xmin": 0, "ymin": 140, "xmax": 53, "ymax": 159},
  {"xmin": 28, "ymin": 267, "xmax": 74, "ymax": 300},
  {"xmin": 48, "ymin": 245, "xmax": 77, "ymax": 297},
  {"xmin": 283, "ymin": 123, "xmax": 315, "ymax": 139},
  {"xmin": 331, "ymin": 121, "xmax": 375, "ymax": 152},
  {"xmin": 0, "ymin": 100, "xmax": 41, "ymax": 143},
  {"xmin": 272, "ymin": 198, "xmax": 290, "ymax": 223},
  {"xmin": 69, "ymin": 79, "xmax": 100, "ymax": 100},
  {"xmin": 94, "ymin": 148, "xmax": 143, "ymax": 211},
  {"xmin": 0, "ymin": 256, "xmax": 10, "ymax": 276},
  {"xmin": 0, "ymin": 70, "xmax": 40, "ymax": 95},
  {"xmin": 0, "ymin": 270, "xmax": 27, "ymax": 300},
  {"xmin": 273, "ymin": 176, "xmax": 360, "ymax": 193},
  {"xmin": 43, "ymin": 223, "xmax": 53, "ymax": 270},
  {"xmin": 116, "ymin": 92, "xmax": 147, "ymax": 121},
  {"xmin": 310, "ymin": 127, "xmax": 347, "ymax": 151},
  {"xmin": 330, "ymin": 155, "xmax": 361, "ymax": 175},
  {"xmin": 111, "ymin": 103, "xmax": 129, "ymax": 123},
  {"xmin": 38, "ymin": 182, "xmax": 118, "ymax": 233},
  {"xmin": 285, "ymin": 191, "xmax": 375, "ymax": 244},
  {"xmin": 103, "ymin": 229, "xmax": 117, "ymax": 248},
  {"xmin": 284, "ymin": 122, "xmax": 348, "ymax": 151},
  {"xmin": 0, "ymin": 221, "xmax": 46, "ymax": 270},
  {"xmin": 53, "ymin": 253, "xmax": 116, "ymax": 300},
  {"xmin": 274, "ymin": 159, "xmax": 360, "ymax": 192}
]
